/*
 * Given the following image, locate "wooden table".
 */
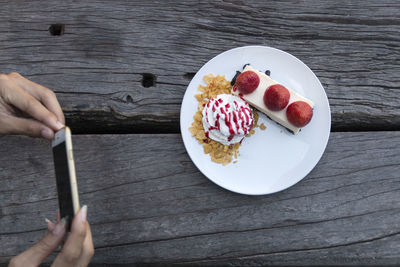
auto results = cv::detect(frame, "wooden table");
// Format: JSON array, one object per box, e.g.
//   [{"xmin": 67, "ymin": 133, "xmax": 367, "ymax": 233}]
[{"xmin": 1, "ymin": 1, "xmax": 399, "ymax": 266}]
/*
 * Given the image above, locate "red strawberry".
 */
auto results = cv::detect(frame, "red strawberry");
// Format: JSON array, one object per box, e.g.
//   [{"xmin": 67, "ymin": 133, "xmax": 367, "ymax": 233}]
[
  {"xmin": 286, "ymin": 101, "xmax": 313, "ymax": 127},
  {"xmin": 263, "ymin": 84, "xmax": 290, "ymax": 111},
  {"xmin": 235, "ymin": 71, "xmax": 260, "ymax": 94}
]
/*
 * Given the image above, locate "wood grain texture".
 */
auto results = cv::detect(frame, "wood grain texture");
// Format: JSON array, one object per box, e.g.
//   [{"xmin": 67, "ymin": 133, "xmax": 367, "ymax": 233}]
[
  {"xmin": 0, "ymin": 0, "xmax": 399, "ymax": 133},
  {"xmin": 0, "ymin": 132, "xmax": 399, "ymax": 265}
]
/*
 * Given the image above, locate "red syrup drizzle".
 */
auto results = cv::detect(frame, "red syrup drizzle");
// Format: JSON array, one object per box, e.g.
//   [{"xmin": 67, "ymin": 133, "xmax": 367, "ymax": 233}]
[
  {"xmin": 225, "ymin": 103, "xmax": 230, "ymax": 110},
  {"xmin": 206, "ymin": 97, "xmax": 254, "ymax": 143},
  {"xmin": 232, "ymin": 111, "xmax": 239, "ymax": 132},
  {"xmin": 215, "ymin": 114, "xmax": 220, "ymax": 129},
  {"xmin": 218, "ymin": 107, "xmax": 233, "ymax": 142},
  {"xmin": 233, "ymin": 101, "xmax": 238, "ymax": 109},
  {"xmin": 240, "ymin": 106, "xmax": 249, "ymax": 125},
  {"xmin": 238, "ymin": 93, "xmax": 246, "ymax": 102},
  {"xmin": 228, "ymin": 113, "xmax": 235, "ymax": 142}
]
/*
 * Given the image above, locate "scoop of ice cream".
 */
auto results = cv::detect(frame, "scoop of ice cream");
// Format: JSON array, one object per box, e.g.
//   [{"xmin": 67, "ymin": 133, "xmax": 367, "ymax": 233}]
[{"xmin": 202, "ymin": 94, "xmax": 254, "ymax": 145}]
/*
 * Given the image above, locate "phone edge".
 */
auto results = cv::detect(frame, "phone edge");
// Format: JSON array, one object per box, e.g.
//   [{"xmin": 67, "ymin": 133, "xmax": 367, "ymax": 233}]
[{"xmin": 64, "ymin": 126, "xmax": 81, "ymax": 215}]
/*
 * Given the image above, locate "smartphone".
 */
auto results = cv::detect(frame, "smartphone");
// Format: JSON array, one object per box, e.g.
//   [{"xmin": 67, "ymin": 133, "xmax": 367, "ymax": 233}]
[{"xmin": 52, "ymin": 126, "xmax": 80, "ymax": 231}]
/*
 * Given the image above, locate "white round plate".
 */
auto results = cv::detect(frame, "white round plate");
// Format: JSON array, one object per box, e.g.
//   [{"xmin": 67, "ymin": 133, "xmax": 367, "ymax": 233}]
[{"xmin": 180, "ymin": 46, "xmax": 331, "ymax": 195}]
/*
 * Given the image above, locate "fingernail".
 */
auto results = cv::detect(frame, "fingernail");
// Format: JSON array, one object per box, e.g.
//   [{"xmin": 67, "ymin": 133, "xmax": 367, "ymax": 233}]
[
  {"xmin": 79, "ymin": 205, "xmax": 87, "ymax": 223},
  {"xmin": 45, "ymin": 218, "xmax": 56, "ymax": 232},
  {"xmin": 52, "ymin": 217, "xmax": 67, "ymax": 236},
  {"xmin": 56, "ymin": 121, "xmax": 64, "ymax": 130},
  {"xmin": 41, "ymin": 128, "xmax": 53, "ymax": 139}
]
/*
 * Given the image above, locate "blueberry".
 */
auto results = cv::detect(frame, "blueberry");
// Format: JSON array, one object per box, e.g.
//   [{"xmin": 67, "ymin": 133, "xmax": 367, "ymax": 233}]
[
  {"xmin": 231, "ymin": 71, "xmax": 241, "ymax": 85},
  {"xmin": 265, "ymin": 70, "xmax": 271, "ymax": 76}
]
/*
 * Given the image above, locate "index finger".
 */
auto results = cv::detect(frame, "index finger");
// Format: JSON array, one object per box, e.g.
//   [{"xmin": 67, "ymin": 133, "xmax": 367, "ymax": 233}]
[{"xmin": 9, "ymin": 72, "xmax": 65, "ymax": 124}]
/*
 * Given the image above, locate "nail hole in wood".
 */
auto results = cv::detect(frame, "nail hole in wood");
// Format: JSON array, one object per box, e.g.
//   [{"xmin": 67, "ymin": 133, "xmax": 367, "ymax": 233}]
[
  {"xmin": 183, "ymin": 72, "xmax": 196, "ymax": 80},
  {"xmin": 49, "ymin": 24, "xmax": 65, "ymax": 36},
  {"xmin": 142, "ymin": 73, "xmax": 156, "ymax": 88}
]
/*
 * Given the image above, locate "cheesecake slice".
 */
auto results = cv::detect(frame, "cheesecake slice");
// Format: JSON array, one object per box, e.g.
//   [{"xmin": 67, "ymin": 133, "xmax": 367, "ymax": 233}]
[{"xmin": 231, "ymin": 65, "xmax": 314, "ymax": 134}]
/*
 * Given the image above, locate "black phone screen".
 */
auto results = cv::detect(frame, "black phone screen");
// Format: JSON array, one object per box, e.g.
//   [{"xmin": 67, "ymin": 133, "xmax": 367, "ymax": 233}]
[{"xmin": 52, "ymin": 141, "xmax": 74, "ymax": 230}]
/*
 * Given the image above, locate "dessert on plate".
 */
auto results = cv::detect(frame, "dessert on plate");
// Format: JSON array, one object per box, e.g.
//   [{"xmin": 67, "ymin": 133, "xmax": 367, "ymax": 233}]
[
  {"xmin": 232, "ymin": 65, "xmax": 314, "ymax": 134},
  {"xmin": 189, "ymin": 64, "xmax": 313, "ymax": 165}
]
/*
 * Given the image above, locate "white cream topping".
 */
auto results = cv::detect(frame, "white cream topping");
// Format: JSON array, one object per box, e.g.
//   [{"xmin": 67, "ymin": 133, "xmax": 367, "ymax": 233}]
[
  {"xmin": 232, "ymin": 65, "xmax": 314, "ymax": 134},
  {"xmin": 202, "ymin": 94, "xmax": 254, "ymax": 145}
]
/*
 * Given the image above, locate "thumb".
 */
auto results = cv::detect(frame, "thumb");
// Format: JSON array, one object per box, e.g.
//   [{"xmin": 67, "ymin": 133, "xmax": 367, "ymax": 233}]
[{"xmin": 12, "ymin": 219, "xmax": 66, "ymax": 267}]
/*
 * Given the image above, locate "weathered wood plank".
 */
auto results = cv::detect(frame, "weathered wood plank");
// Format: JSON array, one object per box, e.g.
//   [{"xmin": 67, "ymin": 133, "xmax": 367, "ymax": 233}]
[
  {"xmin": 0, "ymin": 0, "xmax": 399, "ymax": 133},
  {"xmin": 0, "ymin": 132, "xmax": 399, "ymax": 265}
]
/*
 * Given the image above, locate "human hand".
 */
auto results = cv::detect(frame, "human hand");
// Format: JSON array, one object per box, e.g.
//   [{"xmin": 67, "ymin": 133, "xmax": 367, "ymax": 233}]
[
  {"xmin": 9, "ymin": 206, "xmax": 94, "ymax": 267},
  {"xmin": 0, "ymin": 72, "xmax": 65, "ymax": 139}
]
